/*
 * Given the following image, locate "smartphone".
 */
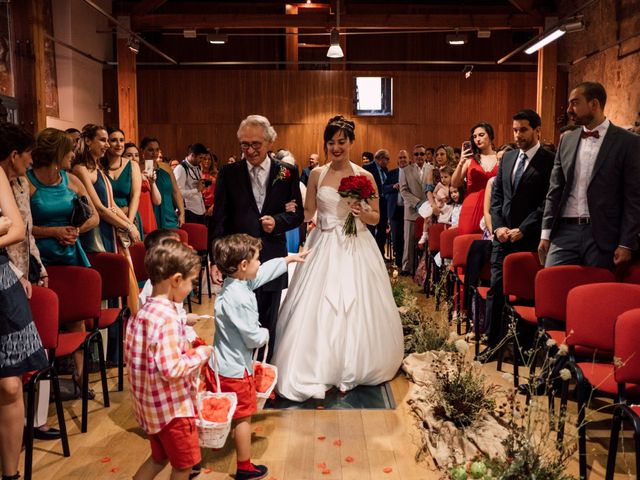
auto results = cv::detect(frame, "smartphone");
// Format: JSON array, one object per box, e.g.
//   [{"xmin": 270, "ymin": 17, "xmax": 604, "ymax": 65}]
[
  {"xmin": 144, "ymin": 159, "xmax": 154, "ymax": 175},
  {"xmin": 462, "ymin": 141, "xmax": 472, "ymax": 152}
]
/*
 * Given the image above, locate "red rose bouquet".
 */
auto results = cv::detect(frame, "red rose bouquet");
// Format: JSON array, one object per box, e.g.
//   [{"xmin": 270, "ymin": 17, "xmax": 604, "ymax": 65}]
[{"xmin": 337, "ymin": 175, "xmax": 378, "ymax": 236}]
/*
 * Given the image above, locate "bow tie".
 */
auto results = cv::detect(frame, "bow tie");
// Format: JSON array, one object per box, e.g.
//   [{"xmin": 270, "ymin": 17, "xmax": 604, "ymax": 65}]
[{"xmin": 581, "ymin": 130, "xmax": 600, "ymax": 139}]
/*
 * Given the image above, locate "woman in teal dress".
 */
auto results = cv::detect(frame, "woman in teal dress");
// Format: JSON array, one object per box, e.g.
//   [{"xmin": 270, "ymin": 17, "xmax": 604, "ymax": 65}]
[
  {"xmin": 140, "ymin": 136, "xmax": 185, "ymax": 228},
  {"xmin": 104, "ymin": 128, "xmax": 143, "ymax": 239}
]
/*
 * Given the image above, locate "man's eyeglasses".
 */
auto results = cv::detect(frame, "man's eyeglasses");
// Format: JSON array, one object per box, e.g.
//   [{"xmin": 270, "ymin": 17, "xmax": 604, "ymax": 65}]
[
  {"xmin": 240, "ymin": 142, "xmax": 263, "ymax": 151},
  {"xmin": 413, "ymin": 152, "xmax": 425, "ymax": 156}
]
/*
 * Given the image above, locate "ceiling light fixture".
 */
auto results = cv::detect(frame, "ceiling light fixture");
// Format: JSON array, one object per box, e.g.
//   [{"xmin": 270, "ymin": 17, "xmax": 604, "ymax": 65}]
[
  {"xmin": 183, "ymin": 29, "xmax": 197, "ymax": 39},
  {"xmin": 127, "ymin": 36, "xmax": 140, "ymax": 54},
  {"xmin": 446, "ymin": 29, "xmax": 467, "ymax": 46},
  {"xmin": 463, "ymin": 65, "xmax": 474, "ymax": 79},
  {"xmin": 477, "ymin": 30, "xmax": 491, "ymax": 39},
  {"xmin": 207, "ymin": 29, "xmax": 228, "ymax": 45},
  {"xmin": 524, "ymin": 18, "xmax": 584, "ymax": 54},
  {"xmin": 326, "ymin": 0, "xmax": 344, "ymax": 58}
]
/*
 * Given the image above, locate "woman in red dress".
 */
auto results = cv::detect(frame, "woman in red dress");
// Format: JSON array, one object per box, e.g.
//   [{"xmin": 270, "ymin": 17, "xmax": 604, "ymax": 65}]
[
  {"xmin": 123, "ymin": 143, "xmax": 160, "ymax": 235},
  {"xmin": 452, "ymin": 122, "xmax": 498, "ymax": 235}
]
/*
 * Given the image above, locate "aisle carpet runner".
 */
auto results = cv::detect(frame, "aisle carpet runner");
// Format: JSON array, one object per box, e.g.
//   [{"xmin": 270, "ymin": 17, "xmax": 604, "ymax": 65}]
[{"xmin": 265, "ymin": 383, "xmax": 396, "ymax": 410}]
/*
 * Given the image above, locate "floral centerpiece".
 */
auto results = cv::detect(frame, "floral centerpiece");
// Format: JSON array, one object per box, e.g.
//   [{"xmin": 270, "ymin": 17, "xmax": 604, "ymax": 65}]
[{"xmin": 337, "ymin": 175, "xmax": 377, "ymax": 236}]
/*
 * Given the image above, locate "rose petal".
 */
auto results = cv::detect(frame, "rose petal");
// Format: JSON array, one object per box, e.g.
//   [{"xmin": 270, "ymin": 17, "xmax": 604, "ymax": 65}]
[
  {"xmin": 383, "ymin": 467, "xmax": 393, "ymax": 473},
  {"xmin": 332, "ymin": 439, "xmax": 342, "ymax": 446},
  {"xmin": 254, "ymin": 426, "xmax": 263, "ymax": 432},
  {"xmin": 100, "ymin": 457, "xmax": 111, "ymax": 463},
  {"xmin": 317, "ymin": 435, "xmax": 326, "ymax": 440},
  {"xmin": 317, "ymin": 462, "xmax": 327, "ymax": 469},
  {"xmin": 322, "ymin": 469, "xmax": 331, "ymax": 475},
  {"xmin": 316, "ymin": 405, "xmax": 325, "ymax": 410},
  {"xmin": 345, "ymin": 456, "xmax": 354, "ymax": 463},
  {"xmin": 204, "ymin": 468, "xmax": 212, "ymax": 473},
  {"xmin": 110, "ymin": 467, "xmax": 119, "ymax": 473}
]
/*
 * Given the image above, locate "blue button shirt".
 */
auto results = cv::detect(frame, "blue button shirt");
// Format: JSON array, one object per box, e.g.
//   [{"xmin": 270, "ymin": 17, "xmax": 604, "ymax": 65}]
[{"xmin": 211, "ymin": 258, "xmax": 287, "ymax": 378}]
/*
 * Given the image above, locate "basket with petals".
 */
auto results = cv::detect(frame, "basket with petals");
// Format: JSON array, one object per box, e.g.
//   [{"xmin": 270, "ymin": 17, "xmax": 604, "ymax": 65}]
[
  {"xmin": 253, "ymin": 345, "xmax": 278, "ymax": 410},
  {"xmin": 337, "ymin": 175, "xmax": 377, "ymax": 236},
  {"xmin": 196, "ymin": 353, "xmax": 237, "ymax": 448}
]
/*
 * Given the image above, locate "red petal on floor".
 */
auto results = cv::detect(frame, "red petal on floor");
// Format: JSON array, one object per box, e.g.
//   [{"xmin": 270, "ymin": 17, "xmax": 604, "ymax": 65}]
[
  {"xmin": 254, "ymin": 426, "xmax": 263, "ymax": 432},
  {"xmin": 345, "ymin": 456, "xmax": 354, "ymax": 463},
  {"xmin": 100, "ymin": 457, "xmax": 111, "ymax": 463},
  {"xmin": 110, "ymin": 467, "xmax": 119, "ymax": 473},
  {"xmin": 317, "ymin": 435, "xmax": 326, "ymax": 440},
  {"xmin": 383, "ymin": 467, "xmax": 393, "ymax": 473},
  {"xmin": 317, "ymin": 462, "xmax": 327, "ymax": 469},
  {"xmin": 316, "ymin": 405, "xmax": 325, "ymax": 410},
  {"xmin": 204, "ymin": 468, "xmax": 212, "ymax": 473},
  {"xmin": 321, "ymin": 469, "xmax": 331, "ymax": 475},
  {"xmin": 332, "ymin": 439, "xmax": 342, "ymax": 446}
]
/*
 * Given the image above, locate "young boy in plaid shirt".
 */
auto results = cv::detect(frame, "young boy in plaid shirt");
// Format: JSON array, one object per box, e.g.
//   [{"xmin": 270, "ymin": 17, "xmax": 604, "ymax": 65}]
[
  {"xmin": 125, "ymin": 239, "xmax": 213, "ymax": 480},
  {"xmin": 209, "ymin": 234, "xmax": 309, "ymax": 480}
]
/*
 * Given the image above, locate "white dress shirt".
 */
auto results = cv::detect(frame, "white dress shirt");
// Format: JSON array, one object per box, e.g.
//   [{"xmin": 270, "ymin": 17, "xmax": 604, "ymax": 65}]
[
  {"xmin": 511, "ymin": 142, "xmax": 541, "ymax": 184},
  {"xmin": 174, "ymin": 158, "xmax": 205, "ymax": 215},
  {"xmin": 541, "ymin": 118, "xmax": 610, "ymax": 241},
  {"xmin": 247, "ymin": 156, "xmax": 271, "ymax": 212}
]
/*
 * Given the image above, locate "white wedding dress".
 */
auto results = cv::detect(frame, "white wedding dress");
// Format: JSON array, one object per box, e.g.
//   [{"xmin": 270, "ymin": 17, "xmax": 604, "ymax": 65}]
[{"xmin": 273, "ymin": 163, "xmax": 404, "ymax": 402}]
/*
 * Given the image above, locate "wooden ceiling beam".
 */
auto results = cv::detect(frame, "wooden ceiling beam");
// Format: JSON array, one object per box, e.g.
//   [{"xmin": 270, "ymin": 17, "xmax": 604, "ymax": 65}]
[
  {"xmin": 131, "ymin": 0, "xmax": 169, "ymax": 15},
  {"xmin": 132, "ymin": 13, "xmax": 542, "ymax": 30},
  {"xmin": 507, "ymin": 0, "xmax": 537, "ymax": 14}
]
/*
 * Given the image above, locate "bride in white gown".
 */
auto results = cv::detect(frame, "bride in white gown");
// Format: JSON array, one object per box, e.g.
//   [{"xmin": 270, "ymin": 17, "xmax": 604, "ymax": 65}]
[{"xmin": 273, "ymin": 115, "xmax": 404, "ymax": 402}]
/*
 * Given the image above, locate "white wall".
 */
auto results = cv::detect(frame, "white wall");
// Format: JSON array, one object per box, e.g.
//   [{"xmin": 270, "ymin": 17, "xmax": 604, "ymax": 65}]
[{"xmin": 47, "ymin": 0, "xmax": 112, "ymax": 130}]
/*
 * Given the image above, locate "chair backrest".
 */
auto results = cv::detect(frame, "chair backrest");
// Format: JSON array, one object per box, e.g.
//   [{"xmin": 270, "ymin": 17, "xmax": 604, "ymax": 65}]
[
  {"xmin": 129, "ymin": 242, "xmax": 148, "ymax": 282},
  {"xmin": 29, "ymin": 286, "xmax": 59, "ymax": 350},
  {"xmin": 452, "ymin": 234, "xmax": 482, "ymax": 269},
  {"xmin": 414, "ymin": 217, "xmax": 425, "ymax": 240},
  {"xmin": 614, "ymin": 308, "xmax": 640, "ymax": 384},
  {"xmin": 87, "ymin": 252, "xmax": 130, "ymax": 300},
  {"xmin": 566, "ymin": 283, "xmax": 640, "ymax": 352},
  {"xmin": 617, "ymin": 260, "xmax": 640, "ymax": 285},
  {"xmin": 439, "ymin": 227, "xmax": 459, "ymax": 259},
  {"xmin": 181, "ymin": 222, "xmax": 208, "ymax": 252},
  {"xmin": 427, "ymin": 223, "xmax": 446, "ymax": 253},
  {"xmin": 502, "ymin": 251, "xmax": 541, "ymax": 300},
  {"xmin": 170, "ymin": 228, "xmax": 189, "ymax": 245},
  {"xmin": 47, "ymin": 266, "xmax": 102, "ymax": 326},
  {"xmin": 535, "ymin": 266, "xmax": 616, "ymax": 321}
]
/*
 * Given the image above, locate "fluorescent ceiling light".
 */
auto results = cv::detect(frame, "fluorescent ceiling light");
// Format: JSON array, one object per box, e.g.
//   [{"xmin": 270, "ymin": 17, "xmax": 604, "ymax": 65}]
[
  {"xmin": 446, "ymin": 33, "xmax": 467, "ymax": 45},
  {"xmin": 207, "ymin": 32, "xmax": 228, "ymax": 44},
  {"xmin": 326, "ymin": 28, "xmax": 343, "ymax": 58},
  {"xmin": 524, "ymin": 28, "xmax": 565, "ymax": 54}
]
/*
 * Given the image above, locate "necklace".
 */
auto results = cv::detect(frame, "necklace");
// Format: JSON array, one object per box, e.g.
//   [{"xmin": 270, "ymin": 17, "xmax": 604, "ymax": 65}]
[{"xmin": 109, "ymin": 157, "xmax": 123, "ymax": 171}]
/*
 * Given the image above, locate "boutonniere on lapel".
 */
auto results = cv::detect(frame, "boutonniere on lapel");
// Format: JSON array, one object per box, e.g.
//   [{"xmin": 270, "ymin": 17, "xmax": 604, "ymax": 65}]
[{"xmin": 272, "ymin": 165, "xmax": 291, "ymax": 186}]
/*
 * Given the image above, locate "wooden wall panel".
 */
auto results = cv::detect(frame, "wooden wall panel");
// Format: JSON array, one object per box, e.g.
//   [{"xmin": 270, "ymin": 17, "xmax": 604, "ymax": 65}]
[{"xmin": 137, "ymin": 70, "xmax": 537, "ymax": 169}]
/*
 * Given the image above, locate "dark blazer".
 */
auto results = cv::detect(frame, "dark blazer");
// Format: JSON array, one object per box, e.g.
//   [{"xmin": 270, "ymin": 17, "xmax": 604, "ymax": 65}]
[
  {"xmin": 542, "ymin": 124, "xmax": 640, "ymax": 251},
  {"xmin": 300, "ymin": 167, "xmax": 311, "ymax": 186},
  {"xmin": 212, "ymin": 157, "xmax": 304, "ymax": 290},
  {"xmin": 491, "ymin": 145, "xmax": 555, "ymax": 250},
  {"xmin": 382, "ymin": 167, "xmax": 402, "ymax": 220},
  {"xmin": 363, "ymin": 161, "xmax": 388, "ymax": 223}
]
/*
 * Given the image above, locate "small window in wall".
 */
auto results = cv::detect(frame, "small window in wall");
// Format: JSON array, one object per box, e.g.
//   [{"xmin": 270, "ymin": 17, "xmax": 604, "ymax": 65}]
[{"xmin": 353, "ymin": 77, "xmax": 393, "ymax": 116}]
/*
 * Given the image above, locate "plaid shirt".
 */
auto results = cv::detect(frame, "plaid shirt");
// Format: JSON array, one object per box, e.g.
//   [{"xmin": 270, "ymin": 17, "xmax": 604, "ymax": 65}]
[{"xmin": 125, "ymin": 296, "xmax": 211, "ymax": 434}]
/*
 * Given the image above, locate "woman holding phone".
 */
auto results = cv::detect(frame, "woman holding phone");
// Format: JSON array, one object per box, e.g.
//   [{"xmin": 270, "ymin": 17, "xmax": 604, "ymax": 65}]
[
  {"xmin": 123, "ymin": 143, "xmax": 160, "ymax": 234},
  {"xmin": 452, "ymin": 122, "xmax": 498, "ymax": 235}
]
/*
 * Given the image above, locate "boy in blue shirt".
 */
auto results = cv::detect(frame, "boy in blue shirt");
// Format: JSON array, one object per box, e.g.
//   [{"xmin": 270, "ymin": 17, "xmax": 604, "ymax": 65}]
[{"xmin": 208, "ymin": 233, "xmax": 308, "ymax": 480}]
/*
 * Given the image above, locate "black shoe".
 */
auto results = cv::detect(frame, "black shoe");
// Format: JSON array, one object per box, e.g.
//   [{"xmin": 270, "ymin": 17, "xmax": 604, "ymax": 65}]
[
  {"xmin": 2, "ymin": 473, "xmax": 20, "ymax": 480},
  {"xmin": 235, "ymin": 464, "xmax": 268, "ymax": 480},
  {"xmin": 33, "ymin": 426, "xmax": 62, "ymax": 440},
  {"xmin": 189, "ymin": 463, "xmax": 201, "ymax": 479}
]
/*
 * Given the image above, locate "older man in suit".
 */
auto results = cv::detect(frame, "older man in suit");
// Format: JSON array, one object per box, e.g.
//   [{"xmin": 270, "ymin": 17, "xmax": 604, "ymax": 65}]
[
  {"xmin": 364, "ymin": 149, "xmax": 389, "ymax": 256},
  {"xmin": 538, "ymin": 82, "xmax": 640, "ymax": 269},
  {"xmin": 481, "ymin": 109, "xmax": 555, "ymax": 357},
  {"xmin": 400, "ymin": 150, "xmax": 427, "ymax": 275},
  {"xmin": 212, "ymin": 115, "xmax": 304, "ymax": 356},
  {"xmin": 383, "ymin": 150, "xmax": 409, "ymax": 270}
]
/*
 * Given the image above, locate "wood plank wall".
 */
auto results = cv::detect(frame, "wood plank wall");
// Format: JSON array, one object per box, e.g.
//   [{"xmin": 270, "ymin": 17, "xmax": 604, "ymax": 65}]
[{"xmin": 137, "ymin": 70, "xmax": 537, "ymax": 168}]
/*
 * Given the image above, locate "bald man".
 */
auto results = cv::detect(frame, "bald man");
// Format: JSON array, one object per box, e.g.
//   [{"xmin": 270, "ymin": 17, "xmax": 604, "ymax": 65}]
[{"xmin": 300, "ymin": 153, "xmax": 319, "ymax": 186}]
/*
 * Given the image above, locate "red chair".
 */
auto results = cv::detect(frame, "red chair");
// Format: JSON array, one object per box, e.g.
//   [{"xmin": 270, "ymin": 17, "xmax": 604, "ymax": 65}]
[
  {"xmin": 24, "ymin": 286, "xmax": 70, "ymax": 480},
  {"xmin": 606, "ymin": 308, "xmax": 640, "ymax": 480},
  {"xmin": 170, "ymin": 228, "xmax": 189, "ymax": 245},
  {"xmin": 129, "ymin": 241, "xmax": 148, "ymax": 285},
  {"xmin": 558, "ymin": 284, "xmax": 640, "ymax": 479},
  {"xmin": 498, "ymin": 252, "xmax": 542, "ymax": 383},
  {"xmin": 87, "ymin": 252, "xmax": 132, "ymax": 392},
  {"xmin": 47, "ymin": 265, "xmax": 107, "ymax": 433},
  {"xmin": 425, "ymin": 223, "xmax": 446, "ymax": 297},
  {"xmin": 451, "ymin": 234, "xmax": 482, "ymax": 333},
  {"xmin": 436, "ymin": 226, "xmax": 458, "ymax": 311},
  {"xmin": 181, "ymin": 222, "xmax": 211, "ymax": 304},
  {"xmin": 617, "ymin": 259, "xmax": 640, "ymax": 284}
]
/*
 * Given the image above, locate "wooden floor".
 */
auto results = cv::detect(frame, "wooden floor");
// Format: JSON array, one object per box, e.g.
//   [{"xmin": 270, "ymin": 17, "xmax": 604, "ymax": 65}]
[{"xmin": 20, "ymin": 282, "xmax": 639, "ymax": 479}]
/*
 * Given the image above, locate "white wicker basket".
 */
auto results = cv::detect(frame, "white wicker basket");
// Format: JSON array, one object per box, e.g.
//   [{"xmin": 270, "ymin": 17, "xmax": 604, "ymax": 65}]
[
  {"xmin": 253, "ymin": 345, "xmax": 278, "ymax": 410},
  {"xmin": 196, "ymin": 354, "xmax": 237, "ymax": 449}
]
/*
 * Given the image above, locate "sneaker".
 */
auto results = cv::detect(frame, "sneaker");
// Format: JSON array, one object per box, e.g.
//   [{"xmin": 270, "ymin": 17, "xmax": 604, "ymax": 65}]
[
  {"xmin": 235, "ymin": 464, "xmax": 268, "ymax": 480},
  {"xmin": 189, "ymin": 463, "xmax": 201, "ymax": 479}
]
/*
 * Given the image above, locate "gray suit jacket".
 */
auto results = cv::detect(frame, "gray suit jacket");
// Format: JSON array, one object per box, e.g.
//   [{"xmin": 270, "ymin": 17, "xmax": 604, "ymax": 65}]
[
  {"xmin": 400, "ymin": 163, "xmax": 426, "ymax": 221},
  {"xmin": 542, "ymin": 123, "xmax": 640, "ymax": 251}
]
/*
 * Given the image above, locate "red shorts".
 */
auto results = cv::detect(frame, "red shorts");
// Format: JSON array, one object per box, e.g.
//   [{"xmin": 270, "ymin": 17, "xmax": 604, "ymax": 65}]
[
  {"xmin": 204, "ymin": 366, "xmax": 256, "ymax": 419},
  {"xmin": 149, "ymin": 417, "xmax": 200, "ymax": 470}
]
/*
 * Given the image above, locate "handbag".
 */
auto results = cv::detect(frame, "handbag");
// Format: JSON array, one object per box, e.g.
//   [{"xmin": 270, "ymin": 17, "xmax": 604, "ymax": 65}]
[
  {"xmin": 70, "ymin": 195, "xmax": 93, "ymax": 228},
  {"xmin": 28, "ymin": 254, "xmax": 42, "ymax": 283}
]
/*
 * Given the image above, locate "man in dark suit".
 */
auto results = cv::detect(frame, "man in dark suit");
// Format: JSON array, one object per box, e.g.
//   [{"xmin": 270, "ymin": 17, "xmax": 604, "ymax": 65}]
[
  {"xmin": 300, "ymin": 153, "xmax": 319, "ymax": 186},
  {"xmin": 482, "ymin": 109, "xmax": 555, "ymax": 356},
  {"xmin": 212, "ymin": 115, "xmax": 304, "ymax": 356},
  {"xmin": 363, "ymin": 149, "xmax": 389, "ymax": 256},
  {"xmin": 538, "ymin": 81, "xmax": 640, "ymax": 269},
  {"xmin": 383, "ymin": 150, "xmax": 408, "ymax": 270}
]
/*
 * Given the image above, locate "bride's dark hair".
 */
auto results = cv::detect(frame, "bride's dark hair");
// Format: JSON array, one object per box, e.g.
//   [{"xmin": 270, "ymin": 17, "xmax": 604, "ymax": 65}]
[{"xmin": 323, "ymin": 115, "xmax": 355, "ymax": 144}]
